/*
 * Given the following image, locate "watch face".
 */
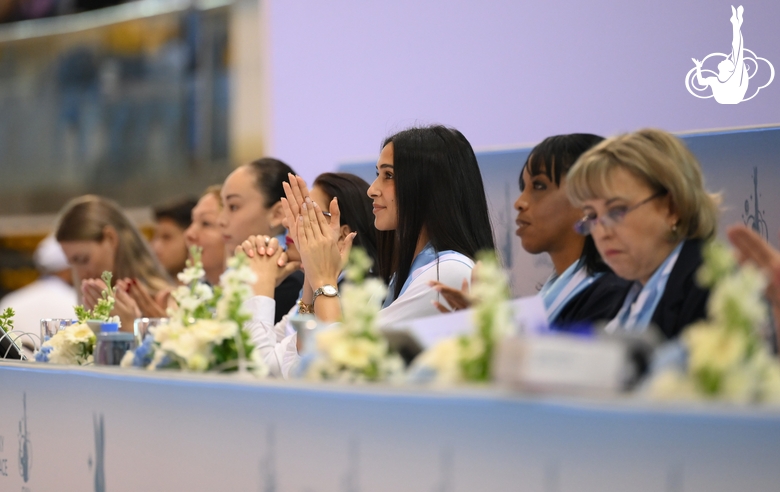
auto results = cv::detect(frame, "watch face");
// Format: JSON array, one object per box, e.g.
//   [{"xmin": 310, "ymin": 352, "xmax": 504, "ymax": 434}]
[{"xmin": 322, "ymin": 285, "xmax": 338, "ymax": 296}]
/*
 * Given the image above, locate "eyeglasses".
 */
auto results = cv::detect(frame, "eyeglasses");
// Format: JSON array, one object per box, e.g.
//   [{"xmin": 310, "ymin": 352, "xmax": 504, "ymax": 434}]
[{"xmin": 574, "ymin": 190, "xmax": 667, "ymax": 236}]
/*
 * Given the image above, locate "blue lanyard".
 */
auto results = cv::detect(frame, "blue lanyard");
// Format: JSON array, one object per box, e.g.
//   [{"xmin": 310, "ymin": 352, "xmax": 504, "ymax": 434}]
[
  {"xmin": 605, "ymin": 242, "xmax": 684, "ymax": 332},
  {"xmin": 539, "ymin": 261, "xmax": 601, "ymax": 323}
]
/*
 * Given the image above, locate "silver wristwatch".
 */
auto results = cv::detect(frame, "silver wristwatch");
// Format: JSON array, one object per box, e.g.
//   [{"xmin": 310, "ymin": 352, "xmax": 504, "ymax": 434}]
[{"xmin": 312, "ymin": 284, "xmax": 339, "ymax": 306}]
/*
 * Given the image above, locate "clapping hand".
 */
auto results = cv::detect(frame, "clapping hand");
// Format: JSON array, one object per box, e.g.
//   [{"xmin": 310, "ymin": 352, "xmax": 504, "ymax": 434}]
[
  {"xmin": 281, "ymin": 174, "xmax": 356, "ymax": 283},
  {"xmin": 297, "ymin": 197, "xmax": 355, "ymax": 290}
]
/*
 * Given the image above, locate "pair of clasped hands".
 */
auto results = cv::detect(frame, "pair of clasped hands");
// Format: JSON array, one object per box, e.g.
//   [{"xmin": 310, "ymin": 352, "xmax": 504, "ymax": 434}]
[
  {"xmin": 237, "ymin": 174, "xmax": 356, "ymax": 307},
  {"xmin": 82, "ymin": 277, "xmax": 170, "ymax": 331}
]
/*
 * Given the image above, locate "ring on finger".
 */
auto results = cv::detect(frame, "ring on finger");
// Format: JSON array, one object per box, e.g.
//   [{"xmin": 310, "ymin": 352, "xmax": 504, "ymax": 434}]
[{"xmin": 264, "ymin": 236, "xmax": 271, "ymax": 246}]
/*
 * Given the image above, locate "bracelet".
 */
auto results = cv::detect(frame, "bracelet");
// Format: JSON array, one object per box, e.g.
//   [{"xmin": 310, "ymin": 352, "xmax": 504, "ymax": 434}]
[{"xmin": 297, "ymin": 299, "xmax": 314, "ymax": 314}]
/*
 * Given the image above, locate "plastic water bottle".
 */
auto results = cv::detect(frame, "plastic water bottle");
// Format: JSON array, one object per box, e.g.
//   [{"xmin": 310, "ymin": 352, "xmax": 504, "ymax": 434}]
[{"xmin": 95, "ymin": 322, "xmax": 136, "ymax": 365}]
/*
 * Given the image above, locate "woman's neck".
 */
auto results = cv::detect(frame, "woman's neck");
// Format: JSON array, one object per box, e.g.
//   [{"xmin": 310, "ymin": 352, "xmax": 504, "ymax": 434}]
[
  {"xmin": 638, "ymin": 239, "xmax": 683, "ymax": 286},
  {"xmin": 205, "ymin": 267, "xmax": 223, "ymax": 286},
  {"xmin": 548, "ymin": 236, "xmax": 585, "ymax": 276},
  {"xmin": 414, "ymin": 229, "xmax": 430, "ymax": 258}
]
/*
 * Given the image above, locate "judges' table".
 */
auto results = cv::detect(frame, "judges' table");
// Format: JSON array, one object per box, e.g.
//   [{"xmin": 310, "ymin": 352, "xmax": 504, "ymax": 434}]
[{"xmin": 0, "ymin": 361, "xmax": 779, "ymax": 491}]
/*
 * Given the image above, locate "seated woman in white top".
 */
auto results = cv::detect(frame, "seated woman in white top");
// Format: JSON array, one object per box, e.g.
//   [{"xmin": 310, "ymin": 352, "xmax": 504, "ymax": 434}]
[
  {"xmin": 242, "ymin": 125, "xmax": 496, "ymax": 377},
  {"xmin": 287, "ymin": 125, "xmax": 495, "ymax": 325}
]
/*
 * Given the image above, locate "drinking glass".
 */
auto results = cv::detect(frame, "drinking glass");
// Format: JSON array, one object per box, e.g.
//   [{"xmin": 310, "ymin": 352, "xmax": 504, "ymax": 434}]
[
  {"xmin": 133, "ymin": 317, "xmax": 169, "ymax": 344},
  {"xmin": 40, "ymin": 318, "xmax": 79, "ymax": 342},
  {"xmin": 289, "ymin": 315, "xmax": 320, "ymax": 354}
]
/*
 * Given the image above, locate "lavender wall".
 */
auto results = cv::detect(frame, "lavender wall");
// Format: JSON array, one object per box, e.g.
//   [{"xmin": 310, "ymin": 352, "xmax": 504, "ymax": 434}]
[{"xmin": 266, "ymin": 0, "xmax": 780, "ymax": 179}]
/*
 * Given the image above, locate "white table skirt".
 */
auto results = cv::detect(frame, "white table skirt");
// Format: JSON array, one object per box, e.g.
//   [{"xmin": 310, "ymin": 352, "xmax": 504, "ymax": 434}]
[{"xmin": 0, "ymin": 361, "xmax": 779, "ymax": 491}]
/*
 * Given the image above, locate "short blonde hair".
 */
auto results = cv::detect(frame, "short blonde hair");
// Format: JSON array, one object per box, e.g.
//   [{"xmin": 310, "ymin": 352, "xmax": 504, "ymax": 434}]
[{"xmin": 566, "ymin": 128, "xmax": 719, "ymax": 241}]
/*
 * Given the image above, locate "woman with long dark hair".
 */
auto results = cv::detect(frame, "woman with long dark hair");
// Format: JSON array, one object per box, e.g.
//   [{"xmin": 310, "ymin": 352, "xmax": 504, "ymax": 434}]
[{"xmin": 283, "ymin": 125, "xmax": 496, "ymax": 326}]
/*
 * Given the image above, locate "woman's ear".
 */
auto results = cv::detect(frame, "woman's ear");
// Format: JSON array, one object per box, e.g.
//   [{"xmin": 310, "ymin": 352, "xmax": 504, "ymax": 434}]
[
  {"xmin": 339, "ymin": 224, "xmax": 352, "ymax": 241},
  {"xmin": 665, "ymin": 195, "xmax": 680, "ymax": 229},
  {"xmin": 268, "ymin": 201, "xmax": 286, "ymax": 229}
]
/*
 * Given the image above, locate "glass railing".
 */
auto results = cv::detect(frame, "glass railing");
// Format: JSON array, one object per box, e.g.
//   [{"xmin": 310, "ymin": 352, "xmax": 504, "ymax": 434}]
[{"xmin": 0, "ymin": 0, "xmax": 235, "ymax": 214}]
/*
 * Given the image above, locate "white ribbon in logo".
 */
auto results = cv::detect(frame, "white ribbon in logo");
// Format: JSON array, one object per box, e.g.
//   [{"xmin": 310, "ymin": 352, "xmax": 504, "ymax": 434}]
[{"xmin": 685, "ymin": 5, "xmax": 774, "ymax": 104}]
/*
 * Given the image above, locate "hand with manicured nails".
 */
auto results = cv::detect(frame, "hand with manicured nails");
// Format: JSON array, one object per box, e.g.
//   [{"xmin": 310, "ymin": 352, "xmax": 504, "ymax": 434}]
[
  {"xmin": 113, "ymin": 278, "xmax": 142, "ymax": 332},
  {"xmin": 126, "ymin": 279, "xmax": 169, "ymax": 318},
  {"xmin": 281, "ymin": 173, "xmax": 356, "ymax": 273},
  {"xmin": 281, "ymin": 173, "xmax": 311, "ymax": 248},
  {"xmin": 296, "ymin": 197, "xmax": 355, "ymax": 291}
]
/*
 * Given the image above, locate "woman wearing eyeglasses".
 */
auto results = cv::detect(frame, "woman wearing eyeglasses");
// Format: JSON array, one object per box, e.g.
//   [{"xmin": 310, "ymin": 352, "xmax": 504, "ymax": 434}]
[{"xmin": 566, "ymin": 128, "xmax": 720, "ymax": 339}]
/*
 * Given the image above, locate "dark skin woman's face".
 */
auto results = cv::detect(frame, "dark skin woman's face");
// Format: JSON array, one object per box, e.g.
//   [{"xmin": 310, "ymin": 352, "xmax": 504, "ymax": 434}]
[{"xmin": 514, "ymin": 166, "xmax": 584, "ymax": 255}]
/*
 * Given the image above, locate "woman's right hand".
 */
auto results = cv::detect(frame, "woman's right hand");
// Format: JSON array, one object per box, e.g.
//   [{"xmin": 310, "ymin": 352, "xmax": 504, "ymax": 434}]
[
  {"xmin": 238, "ymin": 235, "xmax": 301, "ymax": 297},
  {"xmin": 429, "ymin": 279, "xmax": 472, "ymax": 313},
  {"xmin": 295, "ymin": 199, "xmax": 351, "ymax": 323}
]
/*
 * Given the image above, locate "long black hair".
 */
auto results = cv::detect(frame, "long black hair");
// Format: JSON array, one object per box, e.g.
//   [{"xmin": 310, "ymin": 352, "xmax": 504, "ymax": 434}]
[
  {"xmin": 313, "ymin": 172, "xmax": 392, "ymax": 277},
  {"xmin": 520, "ymin": 133, "xmax": 607, "ymax": 275},
  {"xmin": 381, "ymin": 125, "xmax": 496, "ymax": 298}
]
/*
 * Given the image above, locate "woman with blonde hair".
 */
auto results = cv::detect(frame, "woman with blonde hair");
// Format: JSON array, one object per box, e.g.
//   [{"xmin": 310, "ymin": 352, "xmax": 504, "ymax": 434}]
[
  {"xmin": 124, "ymin": 185, "xmax": 228, "ymax": 318},
  {"xmin": 56, "ymin": 195, "xmax": 173, "ymax": 330},
  {"xmin": 566, "ymin": 128, "xmax": 719, "ymax": 339}
]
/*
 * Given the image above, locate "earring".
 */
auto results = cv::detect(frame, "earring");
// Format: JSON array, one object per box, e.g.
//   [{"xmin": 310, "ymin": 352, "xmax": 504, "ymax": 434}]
[{"xmin": 671, "ymin": 223, "xmax": 678, "ymax": 232}]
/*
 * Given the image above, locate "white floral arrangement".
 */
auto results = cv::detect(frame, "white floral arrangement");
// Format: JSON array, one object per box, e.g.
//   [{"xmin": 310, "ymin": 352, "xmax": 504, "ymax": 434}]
[
  {"xmin": 305, "ymin": 248, "xmax": 404, "ymax": 383},
  {"xmin": 121, "ymin": 248, "xmax": 267, "ymax": 376},
  {"xmin": 35, "ymin": 271, "xmax": 117, "ymax": 365},
  {"xmin": 410, "ymin": 251, "xmax": 513, "ymax": 384},
  {"xmin": 650, "ymin": 241, "xmax": 780, "ymax": 404}
]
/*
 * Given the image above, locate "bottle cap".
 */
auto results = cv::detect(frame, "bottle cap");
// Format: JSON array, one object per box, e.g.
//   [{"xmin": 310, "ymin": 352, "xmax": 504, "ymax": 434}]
[{"xmin": 100, "ymin": 322, "xmax": 119, "ymax": 332}]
